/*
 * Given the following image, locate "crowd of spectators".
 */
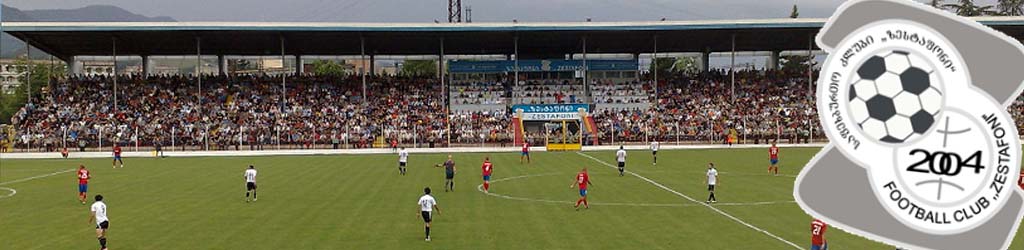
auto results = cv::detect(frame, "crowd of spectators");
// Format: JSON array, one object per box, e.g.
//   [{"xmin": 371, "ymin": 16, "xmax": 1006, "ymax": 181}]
[
  {"xmin": 20, "ymin": 68, "xmax": 1024, "ymax": 152},
  {"xmin": 8, "ymin": 74, "xmax": 452, "ymax": 151}
]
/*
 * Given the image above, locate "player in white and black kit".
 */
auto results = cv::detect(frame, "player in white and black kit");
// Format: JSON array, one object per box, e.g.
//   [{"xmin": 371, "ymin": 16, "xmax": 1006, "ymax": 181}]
[
  {"xmin": 398, "ymin": 147, "xmax": 409, "ymax": 175},
  {"xmin": 89, "ymin": 194, "xmax": 110, "ymax": 250},
  {"xmin": 244, "ymin": 165, "xmax": 258, "ymax": 202},
  {"xmin": 616, "ymin": 146, "xmax": 627, "ymax": 176},
  {"xmin": 417, "ymin": 187, "xmax": 441, "ymax": 242},
  {"xmin": 705, "ymin": 163, "xmax": 719, "ymax": 204},
  {"xmin": 650, "ymin": 141, "xmax": 660, "ymax": 166}
]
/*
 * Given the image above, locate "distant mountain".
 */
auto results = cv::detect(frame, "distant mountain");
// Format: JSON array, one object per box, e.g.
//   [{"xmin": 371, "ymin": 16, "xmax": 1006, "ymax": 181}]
[
  {"xmin": 22, "ymin": 5, "xmax": 175, "ymax": 22},
  {"xmin": 1, "ymin": 5, "xmax": 177, "ymax": 58}
]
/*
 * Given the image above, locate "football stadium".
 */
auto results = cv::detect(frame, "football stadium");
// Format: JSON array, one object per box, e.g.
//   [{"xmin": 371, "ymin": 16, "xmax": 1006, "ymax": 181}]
[{"xmin": 2, "ymin": 1, "xmax": 1024, "ymax": 249}]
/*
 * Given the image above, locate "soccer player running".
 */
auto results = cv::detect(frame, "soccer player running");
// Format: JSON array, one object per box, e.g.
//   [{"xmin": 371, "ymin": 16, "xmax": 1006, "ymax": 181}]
[
  {"xmin": 811, "ymin": 218, "xmax": 829, "ymax": 250},
  {"xmin": 650, "ymin": 140, "xmax": 660, "ymax": 166},
  {"xmin": 89, "ymin": 194, "xmax": 110, "ymax": 250},
  {"xmin": 520, "ymin": 142, "xmax": 531, "ymax": 164},
  {"xmin": 417, "ymin": 187, "xmax": 441, "ymax": 242},
  {"xmin": 398, "ymin": 147, "xmax": 409, "ymax": 175},
  {"xmin": 481, "ymin": 157, "xmax": 493, "ymax": 193},
  {"xmin": 77, "ymin": 165, "xmax": 91, "ymax": 204},
  {"xmin": 244, "ymin": 165, "xmax": 258, "ymax": 202},
  {"xmin": 443, "ymin": 155, "xmax": 456, "ymax": 192},
  {"xmin": 768, "ymin": 141, "xmax": 780, "ymax": 176},
  {"xmin": 705, "ymin": 163, "xmax": 719, "ymax": 204},
  {"xmin": 570, "ymin": 167, "xmax": 592, "ymax": 210},
  {"xmin": 616, "ymin": 146, "xmax": 627, "ymax": 176},
  {"xmin": 112, "ymin": 144, "xmax": 124, "ymax": 168}
]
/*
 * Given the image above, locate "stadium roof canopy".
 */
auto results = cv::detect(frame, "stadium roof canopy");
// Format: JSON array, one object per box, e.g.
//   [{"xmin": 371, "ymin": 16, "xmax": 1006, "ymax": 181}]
[{"xmin": 6, "ymin": 17, "xmax": 1024, "ymax": 61}]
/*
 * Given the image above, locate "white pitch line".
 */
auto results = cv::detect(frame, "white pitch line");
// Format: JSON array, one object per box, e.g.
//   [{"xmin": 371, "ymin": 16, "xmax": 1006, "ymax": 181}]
[
  {"xmin": 0, "ymin": 187, "xmax": 16, "ymax": 199},
  {"xmin": 476, "ymin": 173, "xmax": 796, "ymax": 207},
  {"xmin": 576, "ymin": 152, "xmax": 805, "ymax": 250},
  {"xmin": 0, "ymin": 168, "xmax": 76, "ymax": 186}
]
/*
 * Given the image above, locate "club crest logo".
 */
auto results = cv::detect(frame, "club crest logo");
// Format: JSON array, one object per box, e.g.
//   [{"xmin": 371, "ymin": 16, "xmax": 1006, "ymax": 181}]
[{"xmin": 817, "ymin": 19, "xmax": 1022, "ymax": 235}]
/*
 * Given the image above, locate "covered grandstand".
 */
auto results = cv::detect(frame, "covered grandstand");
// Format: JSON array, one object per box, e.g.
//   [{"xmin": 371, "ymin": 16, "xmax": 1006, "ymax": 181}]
[{"xmin": 5, "ymin": 17, "xmax": 1024, "ymax": 152}]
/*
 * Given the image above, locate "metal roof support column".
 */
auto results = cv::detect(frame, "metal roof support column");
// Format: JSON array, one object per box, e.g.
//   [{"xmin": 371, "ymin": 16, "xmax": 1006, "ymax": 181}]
[
  {"xmin": 217, "ymin": 55, "xmax": 225, "ymax": 75},
  {"xmin": 807, "ymin": 34, "xmax": 814, "ymax": 99},
  {"xmin": 196, "ymin": 37, "xmax": 202, "ymax": 115},
  {"xmin": 26, "ymin": 40, "xmax": 32, "ymax": 105},
  {"xmin": 514, "ymin": 36, "xmax": 519, "ymax": 102},
  {"xmin": 111, "ymin": 38, "xmax": 116, "ymax": 110},
  {"xmin": 582, "ymin": 36, "xmax": 589, "ymax": 103},
  {"xmin": 730, "ymin": 33, "xmax": 736, "ymax": 102},
  {"xmin": 652, "ymin": 35, "xmax": 658, "ymax": 105},
  {"xmin": 280, "ymin": 36, "xmax": 286, "ymax": 114},
  {"xmin": 360, "ymin": 36, "xmax": 366, "ymax": 100},
  {"xmin": 440, "ymin": 37, "xmax": 450, "ymax": 147}
]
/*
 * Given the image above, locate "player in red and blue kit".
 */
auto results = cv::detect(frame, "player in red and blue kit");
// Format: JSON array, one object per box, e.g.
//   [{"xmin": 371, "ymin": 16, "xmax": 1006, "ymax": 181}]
[
  {"xmin": 811, "ymin": 219, "xmax": 828, "ymax": 250},
  {"xmin": 77, "ymin": 165, "xmax": 90, "ymax": 204},
  {"xmin": 521, "ymin": 142, "xmax": 531, "ymax": 164},
  {"xmin": 768, "ymin": 141, "xmax": 780, "ymax": 176},
  {"xmin": 112, "ymin": 145, "xmax": 124, "ymax": 168},
  {"xmin": 481, "ymin": 157, "xmax": 493, "ymax": 193},
  {"xmin": 570, "ymin": 168, "xmax": 591, "ymax": 210}
]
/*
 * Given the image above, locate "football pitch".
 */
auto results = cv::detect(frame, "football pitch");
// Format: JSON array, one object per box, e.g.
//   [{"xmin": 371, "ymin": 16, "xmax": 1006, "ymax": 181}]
[{"xmin": 2, "ymin": 147, "xmax": 1023, "ymax": 249}]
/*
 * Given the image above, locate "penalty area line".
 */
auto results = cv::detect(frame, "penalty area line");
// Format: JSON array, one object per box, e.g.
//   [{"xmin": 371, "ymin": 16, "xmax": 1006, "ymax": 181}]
[
  {"xmin": 0, "ymin": 168, "xmax": 76, "ymax": 186},
  {"xmin": 576, "ymin": 152, "xmax": 804, "ymax": 250}
]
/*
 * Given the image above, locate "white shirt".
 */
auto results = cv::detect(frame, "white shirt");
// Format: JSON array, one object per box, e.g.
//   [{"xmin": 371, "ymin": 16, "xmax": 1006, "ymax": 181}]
[
  {"xmin": 244, "ymin": 169, "xmax": 257, "ymax": 183},
  {"xmin": 418, "ymin": 194, "xmax": 437, "ymax": 212},
  {"xmin": 707, "ymin": 168, "xmax": 719, "ymax": 185},
  {"xmin": 650, "ymin": 141, "xmax": 660, "ymax": 151},
  {"xmin": 399, "ymin": 150, "xmax": 409, "ymax": 163},
  {"xmin": 91, "ymin": 201, "xmax": 108, "ymax": 224},
  {"xmin": 616, "ymin": 149, "xmax": 627, "ymax": 163}
]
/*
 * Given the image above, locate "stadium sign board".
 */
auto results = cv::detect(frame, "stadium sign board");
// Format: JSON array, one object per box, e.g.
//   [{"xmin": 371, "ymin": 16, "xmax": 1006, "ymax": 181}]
[{"xmin": 512, "ymin": 104, "xmax": 589, "ymax": 121}]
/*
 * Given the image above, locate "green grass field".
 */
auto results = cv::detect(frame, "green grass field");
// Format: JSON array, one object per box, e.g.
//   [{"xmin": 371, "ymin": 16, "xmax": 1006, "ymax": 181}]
[{"xmin": 1, "ymin": 147, "xmax": 1022, "ymax": 249}]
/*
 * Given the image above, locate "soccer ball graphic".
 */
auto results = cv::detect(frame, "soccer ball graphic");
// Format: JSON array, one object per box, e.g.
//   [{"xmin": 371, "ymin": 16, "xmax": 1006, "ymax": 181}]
[{"xmin": 848, "ymin": 50, "xmax": 943, "ymax": 143}]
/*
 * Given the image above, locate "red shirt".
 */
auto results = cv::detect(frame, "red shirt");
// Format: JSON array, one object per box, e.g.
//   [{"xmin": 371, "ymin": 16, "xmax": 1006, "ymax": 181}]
[
  {"xmin": 522, "ymin": 143, "xmax": 529, "ymax": 153},
  {"xmin": 769, "ymin": 146, "xmax": 779, "ymax": 160},
  {"xmin": 78, "ymin": 169, "xmax": 90, "ymax": 185},
  {"xmin": 482, "ymin": 161, "xmax": 493, "ymax": 176},
  {"xmin": 576, "ymin": 172, "xmax": 590, "ymax": 189},
  {"xmin": 113, "ymin": 146, "xmax": 122, "ymax": 157},
  {"xmin": 811, "ymin": 219, "xmax": 827, "ymax": 246}
]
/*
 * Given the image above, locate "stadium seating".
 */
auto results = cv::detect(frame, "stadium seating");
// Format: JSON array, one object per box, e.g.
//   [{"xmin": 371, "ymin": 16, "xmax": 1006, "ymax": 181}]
[{"xmin": 12, "ymin": 68, "xmax": 1024, "ymax": 151}]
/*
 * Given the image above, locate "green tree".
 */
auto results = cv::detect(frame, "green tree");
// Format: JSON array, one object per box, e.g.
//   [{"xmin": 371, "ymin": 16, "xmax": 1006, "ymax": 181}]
[
  {"xmin": 0, "ymin": 58, "xmax": 64, "ymax": 124},
  {"xmin": 649, "ymin": 57, "xmax": 677, "ymax": 77},
  {"xmin": 789, "ymin": 4, "xmax": 800, "ymax": 18},
  {"xmin": 400, "ymin": 60, "xmax": 438, "ymax": 77},
  {"xmin": 312, "ymin": 60, "xmax": 346, "ymax": 77},
  {"xmin": 944, "ymin": 0, "xmax": 999, "ymax": 16},
  {"xmin": 998, "ymin": 0, "xmax": 1024, "ymax": 15},
  {"xmin": 780, "ymin": 54, "xmax": 816, "ymax": 74},
  {"xmin": 671, "ymin": 57, "xmax": 700, "ymax": 74}
]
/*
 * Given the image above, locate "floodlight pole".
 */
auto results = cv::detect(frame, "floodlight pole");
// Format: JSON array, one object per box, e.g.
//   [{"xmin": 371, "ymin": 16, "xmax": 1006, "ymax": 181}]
[{"xmin": 730, "ymin": 33, "xmax": 736, "ymax": 102}]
